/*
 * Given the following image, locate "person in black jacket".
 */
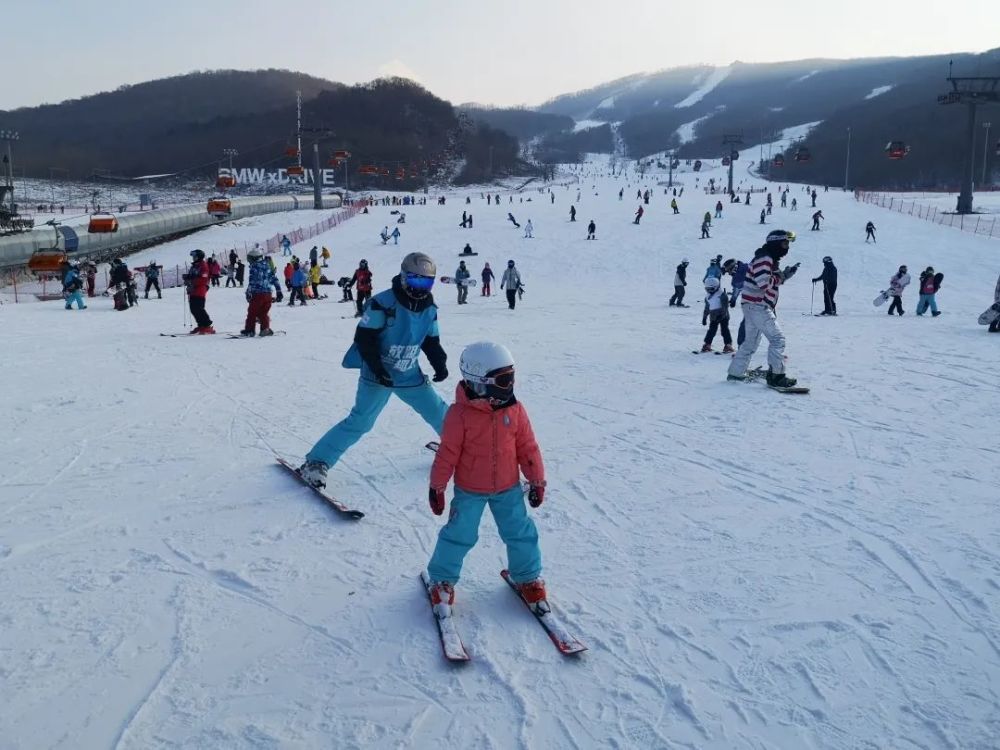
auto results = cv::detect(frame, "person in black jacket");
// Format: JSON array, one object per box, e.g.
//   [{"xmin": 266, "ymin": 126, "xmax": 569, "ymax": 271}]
[{"xmin": 812, "ymin": 256, "xmax": 838, "ymax": 315}]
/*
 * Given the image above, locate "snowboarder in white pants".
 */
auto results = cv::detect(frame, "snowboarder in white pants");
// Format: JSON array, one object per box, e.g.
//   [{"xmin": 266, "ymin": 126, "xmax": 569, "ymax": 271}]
[
  {"xmin": 523, "ymin": 220, "xmax": 533, "ymax": 239},
  {"xmin": 728, "ymin": 230, "xmax": 800, "ymax": 388}
]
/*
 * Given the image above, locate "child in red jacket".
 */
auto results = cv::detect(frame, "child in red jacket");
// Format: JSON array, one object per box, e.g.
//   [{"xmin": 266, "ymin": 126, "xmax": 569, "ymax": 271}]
[{"xmin": 426, "ymin": 341, "xmax": 547, "ymax": 617}]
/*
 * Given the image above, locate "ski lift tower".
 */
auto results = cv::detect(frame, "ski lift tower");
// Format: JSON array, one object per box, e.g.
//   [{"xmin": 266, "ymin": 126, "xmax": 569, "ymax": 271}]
[
  {"xmin": 937, "ymin": 62, "xmax": 1000, "ymax": 214},
  {"xmin": 1, "ymin": 129, "xmax": 19, "ymax": 222},
  {"xmin": 722, "ymin": 132, "xmax": 743, "ymax": 195}
]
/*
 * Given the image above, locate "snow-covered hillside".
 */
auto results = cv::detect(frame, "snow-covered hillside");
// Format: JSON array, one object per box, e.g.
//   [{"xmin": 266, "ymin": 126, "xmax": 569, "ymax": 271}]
[{"xmin": 3, "ymin": 160, "xmax": 999, "ymax": 749}]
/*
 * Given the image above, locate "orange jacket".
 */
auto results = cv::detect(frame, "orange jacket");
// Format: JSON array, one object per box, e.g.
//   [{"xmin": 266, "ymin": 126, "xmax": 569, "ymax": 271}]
[{"xmin": 430, "ymin": 383, "xmax": 545, "ymax": 494}]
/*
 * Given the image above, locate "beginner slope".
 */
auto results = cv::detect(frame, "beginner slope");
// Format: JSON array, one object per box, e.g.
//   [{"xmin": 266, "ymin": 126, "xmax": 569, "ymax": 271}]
[{"xmin": 2, "ymin": 158, "xmax": 999, "ymax": 749}]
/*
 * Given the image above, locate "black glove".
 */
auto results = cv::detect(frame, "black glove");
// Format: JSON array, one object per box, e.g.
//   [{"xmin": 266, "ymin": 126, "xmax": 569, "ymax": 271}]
[
  {"xmin": 246, "ymin": 291, "xmax": 252, "ymax": 302},
  {"xmin": 275, "ymin": 290, "xmax": 284, "ymax": 303},
  {"xmin": 432, "ymin": 367, "xmax": 448, "ymax": 383},
  {"xmin": 729, "ymin": 296, "xmax": 737, "ymax": 308},
  {"xmin": 528, "ymin": 484, "xmax": 545, "ymax": 508},
  {"xmin": 373, "ymin": 369, "xmax": 393, "ymax": 387}
]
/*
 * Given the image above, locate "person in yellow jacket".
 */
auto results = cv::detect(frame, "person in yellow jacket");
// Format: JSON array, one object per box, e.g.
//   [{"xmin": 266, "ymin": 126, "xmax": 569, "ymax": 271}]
[
  {"xmin": 309, "ymin": 261, "xmax": 322, "ymax": 299},
  {"xmin": 321, "ymin": 246, "xmax": 331, "ymax": 267}
]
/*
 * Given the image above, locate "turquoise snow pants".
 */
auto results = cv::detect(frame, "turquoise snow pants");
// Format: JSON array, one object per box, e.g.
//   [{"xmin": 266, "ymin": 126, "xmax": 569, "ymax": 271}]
[
  {"xmin": 306, "ymin": 377, "xmax": 447, "ymax": 468},
  {"xmin": 428, "ymin": 485, "xmax": 541, "ymax": 585},
  {"xmin": 64, "ymin": 290, "xmax": 86, "ymax": 309}
]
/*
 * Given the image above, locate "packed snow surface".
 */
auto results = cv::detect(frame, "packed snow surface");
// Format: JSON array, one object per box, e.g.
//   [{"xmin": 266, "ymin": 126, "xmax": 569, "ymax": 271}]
[
  {"xmin": 3, "ymin": 159, "xmax": 1000, "ymax": 749},
  {"xmin": 865, "ymin": 84, "xmax": 895, "ymax": 100},
  {"xmin": 675, "ymin": 66, "xmax": 732, "ymax": 108},
  {"xmin": 572, "ymin": 119, "xmax": 608, "ymax": 133},
  {"xmin": 675, "ymin": 113, "xmax": 715, "ymax": 145}
]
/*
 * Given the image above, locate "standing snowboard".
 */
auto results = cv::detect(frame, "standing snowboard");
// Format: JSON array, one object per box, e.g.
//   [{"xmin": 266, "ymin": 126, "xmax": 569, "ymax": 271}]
[{"xmin": 439, "ymin": 276, "xmax": 478, "ymax": 287}]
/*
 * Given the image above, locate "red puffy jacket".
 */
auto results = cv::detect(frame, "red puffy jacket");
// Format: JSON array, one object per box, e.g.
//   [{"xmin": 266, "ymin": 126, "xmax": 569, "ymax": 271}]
[
  {"xmin": 430, "ymin": 383, "xmax": 544, "ymax": 494},
  {"xmin": 186, "ymin": 260, "xmax": 210, "ymax": 298}
]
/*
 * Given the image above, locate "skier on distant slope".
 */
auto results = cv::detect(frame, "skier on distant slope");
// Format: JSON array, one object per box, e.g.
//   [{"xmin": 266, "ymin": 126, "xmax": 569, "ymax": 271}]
[
  {"xmin": 634, "ymin": 205, "xmax": 644, "ymax": 225},
  {"xmin": 811, "ymin": 210, "xmax": 824, "ymax": 231},
  {"xmin": 812, "ymin": 256, "xmax": 838, "ymax": 315},
  {"xmin": 298, "ymin": 253, "xmax": 449, "ymax": 490},
  {"xmin": 669, "ymin": 258, "xmax": 689, "ymax": 307},
  {"xmin": 865, "ymin": 221, "xmax": 877, "ymax": 243},
  {"xmin": 349, "ymin": 259, "xmax": 373, "ymax": 318},
  {"xmin": 425, "ymin": 342, "xmax": 548, "ymax": 617},
  {"xmin": 727, "ymin": 229, "xmax": 801, "ymax": 387},
  {"xmin": 240, "ymin": 247, "xmax": 283, "ymax": 337},
  {"xmin": 183, "ymin": 249, "xmax": 214, "ymax": 333},
  {"xmin": 587, "ymin": 219, "xmax": 596, "ymax": 240}
]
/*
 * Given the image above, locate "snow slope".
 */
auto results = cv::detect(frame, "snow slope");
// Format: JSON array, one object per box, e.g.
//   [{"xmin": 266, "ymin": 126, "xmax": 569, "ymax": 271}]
[
  {"xmin": 3, "ymin": 162, "xmax": 1000, "ymax": 749},
  {"xmin": 865, "ymin": 85, "xmax": 894, "ymax": 100},
  {"xmin": 675, "ymin": 66, "xmax": 732, "ymax": 108}
]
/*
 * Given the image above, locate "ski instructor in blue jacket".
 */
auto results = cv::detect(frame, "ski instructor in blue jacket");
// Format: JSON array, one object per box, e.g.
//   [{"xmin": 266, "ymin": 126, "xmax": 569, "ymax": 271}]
[{"xmin": 299, "ymin": 252, "xmax": 449, "ymax": 489}]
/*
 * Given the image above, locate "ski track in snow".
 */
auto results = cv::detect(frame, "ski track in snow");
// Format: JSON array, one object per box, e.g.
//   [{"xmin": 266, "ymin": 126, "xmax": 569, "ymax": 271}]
[{"xmin": 2, "ymin": 159, "xmax": 1000, "ymax": 748}]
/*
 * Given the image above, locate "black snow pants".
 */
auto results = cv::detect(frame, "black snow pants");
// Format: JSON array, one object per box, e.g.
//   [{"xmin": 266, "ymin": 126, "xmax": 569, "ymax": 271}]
[
  {"xmin": 189, "ymin": 295, "xmax": 212, "ymax": 328},
  {"xmin": 823, "ymin": 283, "xmax": 837, "ymax": 314},
  {"xmin": 669, "ymin": 285, "xmax": 685, "ymax": 306},
  {"xmin": 506, "ymin": 288, "xmax": 517, "ymax": 309}
]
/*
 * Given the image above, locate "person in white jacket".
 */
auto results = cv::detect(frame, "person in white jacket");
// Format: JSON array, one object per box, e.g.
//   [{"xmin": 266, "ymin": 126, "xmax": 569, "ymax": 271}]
[
  {"xmin": 523, "ymin": 219, "xmax": 534, "ymax": 239},
  {"xmin": 501, "ymin": 260, "xmax": 522, "ymax": 310},
  {"xmin": 887, "ymin": 265, "xmax": 910, "ymax": 316}
]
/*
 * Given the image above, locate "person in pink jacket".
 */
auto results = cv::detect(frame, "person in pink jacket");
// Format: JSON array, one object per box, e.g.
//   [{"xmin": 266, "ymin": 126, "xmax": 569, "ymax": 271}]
[{"xmin": 426, "ymin": 341, "xmax": 548, "ymax": 617}]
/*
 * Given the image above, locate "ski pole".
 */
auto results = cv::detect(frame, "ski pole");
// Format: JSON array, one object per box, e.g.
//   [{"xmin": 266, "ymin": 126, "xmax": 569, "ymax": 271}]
[{"xmin": 810, "ymin": 283, "xmax": 815, "ymax": 316}]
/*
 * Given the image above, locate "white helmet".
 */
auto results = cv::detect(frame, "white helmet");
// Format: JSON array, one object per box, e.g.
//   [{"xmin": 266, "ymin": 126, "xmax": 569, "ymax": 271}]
[
  {"xmin": 460, "ymin": 341, "xmax": 515, "ymax": 402},
  {"xmin": 704, "ymin": 277, "xmax": 720, "ymax": 291}
]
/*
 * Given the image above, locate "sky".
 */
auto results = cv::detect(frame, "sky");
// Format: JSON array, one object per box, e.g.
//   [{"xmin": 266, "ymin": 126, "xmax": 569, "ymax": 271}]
[{"xmin": 3, "ymin": 0, "xmax": 998, "ymax": 110}]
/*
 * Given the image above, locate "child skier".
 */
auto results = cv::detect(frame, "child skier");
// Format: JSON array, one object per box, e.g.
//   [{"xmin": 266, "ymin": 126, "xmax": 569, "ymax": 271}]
[
  {"xmin": 671, "ymin": 198, "xmax": 679, "ymax": 214},
  {"xmin": 62, "ymin": 263, "xmax": 86, "ymax": 310},
  {"xmin": 309, "ymin": 260, "xmax": 322, "ymax": 300},
  {"xmin": 288, "ymin": 261, "xmax": 308, "ymax": 306},
  {"xmin": 586, "ymin": 220, "xmax": 596, "ymax": 240},
  {"xmin": 425, "ymin": 341, "xmax": 547, "ymax": 616},
  {"xmin": 241, "ymin": 247, "xmax": 283, "ymax": 336},
  {"xmin": 523, "ymin": 219, "xmax": 534, "ymax": 239},
  {"xmin": 887, "ymin": 265, "xmax": 910, "ymax": 316},
  {"xmin": 145, "ymin": 262, "xmax": 162, "ymax": 298},
  {"xmin": 865, "ymin": 222, "xmax": 877, "ymax": 243},
  {"xmin": 916, "ymin": 267, "xmax": 943, "ymax": 316},
  {"xmin": 700, "ymin": 277, "xmax": 733, "ymax": 353},
  {"xmin": 481, "ymin": 262, "xmax": 495, "ymax": 296},
  {"xmin": 321, "ymin": 246, "xmax": 331, "ymax": 267},
  {"xmin": 391, "ymin": 226, "xmax": 401, "ymax": 245},
  {"xmin": 634, "ymin": 206, "xmax": 644, "ymax": 225},
  {"xmin": 811, "ymin": 210, "xmax": 824, "ymax": 230}
]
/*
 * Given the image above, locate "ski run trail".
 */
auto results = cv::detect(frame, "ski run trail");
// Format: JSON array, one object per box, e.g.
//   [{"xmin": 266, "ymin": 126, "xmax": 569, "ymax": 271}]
[{"xmin": 2, "ymin": 157, "xmax": 999, "ymax": 750}]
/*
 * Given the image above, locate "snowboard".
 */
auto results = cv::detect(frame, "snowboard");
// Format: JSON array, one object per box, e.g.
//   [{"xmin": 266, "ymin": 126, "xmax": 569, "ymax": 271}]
[
  {"xmin": 439, "ymin": 277, "xmax": 478, "ymax": 287},
  {"xmin": 873, "ymin": 290, "xmax": 889, "ymax": 307},
  {"xmin": 743, "ymin": 367, "xmax": 810, "ymax": 394},
  {"xmin": 978, "ymin": 302, "xmax": 1000, "ymax": 326},
  {"xmin": 275, "ymin": 456, "xmax": 365, "ymax": 520},
  {"xmin": 458, "ymin": 252, "xmax": 479, "ymax": 256}
]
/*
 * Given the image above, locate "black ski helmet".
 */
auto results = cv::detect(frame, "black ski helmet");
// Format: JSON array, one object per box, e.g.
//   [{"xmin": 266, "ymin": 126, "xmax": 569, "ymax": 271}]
[{"xmin": 190, "ymin": 249, "xmax": 205, "ymax": 262}]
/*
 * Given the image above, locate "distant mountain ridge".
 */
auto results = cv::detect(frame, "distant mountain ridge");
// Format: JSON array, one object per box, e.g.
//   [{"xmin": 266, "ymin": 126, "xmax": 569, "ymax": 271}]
[
  {"xmin": 517, "ymin": 49, "xmax": 1000, "ymax": 188},
  {"xmin": 0, "ymin": 69, "xmax": 525, "ymax": 185}
]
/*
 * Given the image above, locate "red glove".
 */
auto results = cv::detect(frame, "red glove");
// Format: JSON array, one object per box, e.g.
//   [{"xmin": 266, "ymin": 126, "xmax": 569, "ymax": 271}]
[
  {"xmin": 528, "ymin": 483, "xmax": 545, "ymax": 508},
  {"xmin": 429, "ymin": 486, "xmax": 446, "ymax": 516}
]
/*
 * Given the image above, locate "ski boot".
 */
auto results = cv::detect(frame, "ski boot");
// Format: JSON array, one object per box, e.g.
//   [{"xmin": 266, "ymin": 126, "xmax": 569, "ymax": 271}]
[
  {"xmin": 700, "ymin": 343, "xmax": 713, "ymax": 353},
  {"xmin": 517, "ymin": 579, "xmax": 550, "ymax": 614},
  {"xmin": 239, "ymin": 329, "xmax": 255, "ymax": 337},
  {"xmin": 766, "ymin": 370, "xmax": 798, "ymax": 388},
  {"xmin": 429, "ymin": 581, "xmax": 455, "ymax": 618},
  {"xmin": 259, "ymin": 328, "xmax": 274, "ymax": 337},
  {"xmin": 198, "ymin": 326, "xmax": 216, "ymax": 335},
  {"xmin": 298, "ymin": 460, "xmax": 330, "ymax": 489},
  {"xmin": 931, "ymin": 311, "xmax": 941, "ymax": 317},
  {"xmin": 722, "ymin": 344, "xmax": 735, "ymax": 354}
]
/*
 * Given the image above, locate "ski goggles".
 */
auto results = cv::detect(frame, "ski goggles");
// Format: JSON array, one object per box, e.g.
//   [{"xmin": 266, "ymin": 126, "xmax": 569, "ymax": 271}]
[
  {"xmin": 468, "ymin": 367, "xmax": 515, "ymax": 389},
  {"xmin": 404, "ymin": 272, "xmax": 435, "ymax": 291}
]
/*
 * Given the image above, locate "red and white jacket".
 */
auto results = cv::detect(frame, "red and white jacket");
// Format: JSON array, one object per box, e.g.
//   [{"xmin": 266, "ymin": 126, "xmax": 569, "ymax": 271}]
[{"xmin": 740, "ymin": 252, "xmax": 782, "ymax": 308}]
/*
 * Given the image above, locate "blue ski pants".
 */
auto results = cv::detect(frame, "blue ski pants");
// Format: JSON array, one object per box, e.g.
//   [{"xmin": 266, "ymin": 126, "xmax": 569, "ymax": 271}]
[
  {"xmin": 428, "ymin": 485, "xmax": 541, "ymax": 585},
  {"xmin": 306, "ymin": 377, "xmax": 447, "ymax": 468},
  {"xmin": 916, "ymin": 293, "xmax": 938, "ymax": 315},
  {"xmin": 64, "ymin": 290, "xmax": 86, "ymax": 309}
]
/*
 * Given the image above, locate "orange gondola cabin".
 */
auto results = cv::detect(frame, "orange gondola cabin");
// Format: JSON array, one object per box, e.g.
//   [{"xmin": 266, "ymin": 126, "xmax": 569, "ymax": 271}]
[
  {"xmin": 886, "ymin": 141, "xmax": 910, "ymax": 160},
  {"xmin": 88, "ymin": 213, "xmax": 119, "ymax": 233},
  {"xmin": 207, "ymin": 197, "xmax": 232, "ymax": 218},
  {"xmin": 28, "ymin": 249, "xmax": 69, "ymax": 277},
  {"xmin": 794, "ymin": 147, "xmax": 811, "ymax": 163},
  {"xmin": 216, "ymin": 174, "xmax": 236, "ymax": 189},
  {"xmin": 773, "ymin": 154, "xmax": 785, "ymax": 168}
]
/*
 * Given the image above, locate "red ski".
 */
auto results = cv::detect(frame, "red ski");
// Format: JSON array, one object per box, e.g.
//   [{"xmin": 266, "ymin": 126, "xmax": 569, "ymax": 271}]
[
  {"xmin": 420, "ymin": 572, "xmax": 471, "ymax": 662},
  {"xmin": 501, "ymin": 570, "xmax": 587, "ymax": 656}
]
